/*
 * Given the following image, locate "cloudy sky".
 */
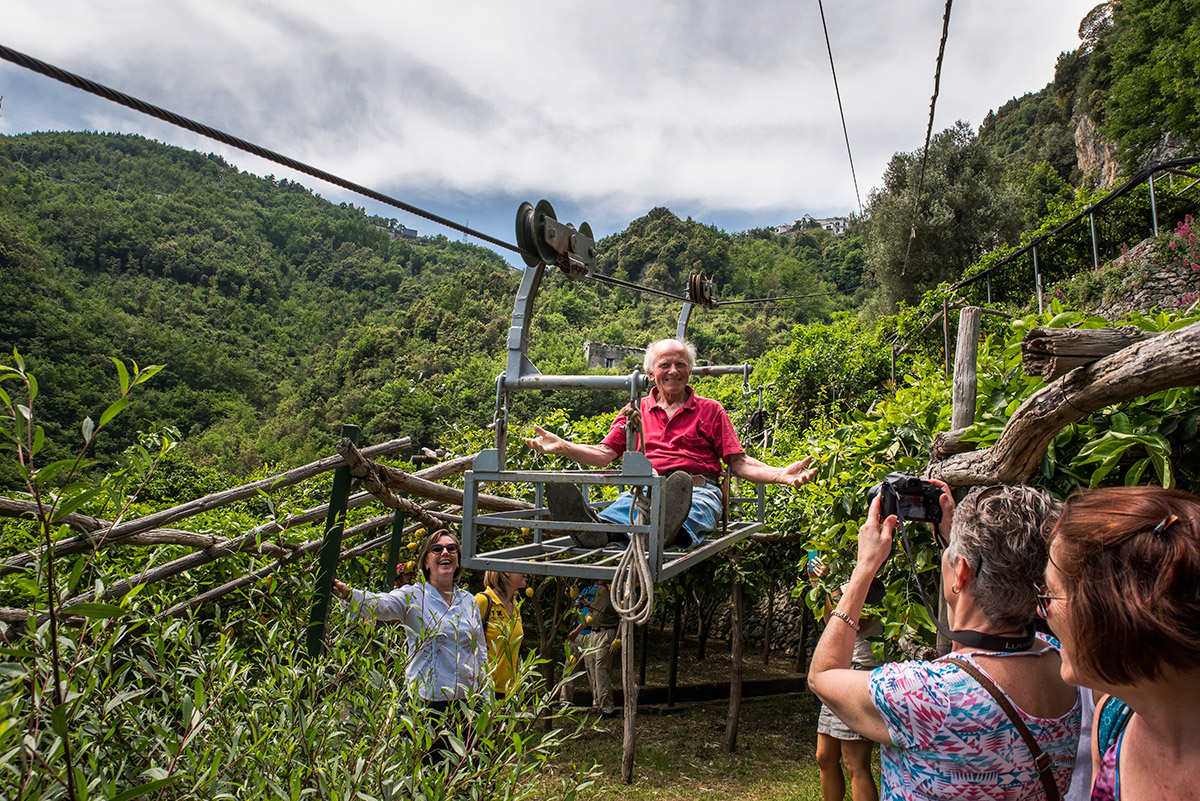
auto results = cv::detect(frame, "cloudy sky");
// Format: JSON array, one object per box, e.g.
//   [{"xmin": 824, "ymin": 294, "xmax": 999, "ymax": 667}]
[{"xmin": 1, "ymin": 1, "xmax": 1098, "ymax": 263}]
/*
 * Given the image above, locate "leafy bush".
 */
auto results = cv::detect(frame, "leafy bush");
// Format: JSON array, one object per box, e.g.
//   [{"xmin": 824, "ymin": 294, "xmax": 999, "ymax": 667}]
[{"xmin": 0, "ymin": 353, "xmax": 595, "ymax": 800}]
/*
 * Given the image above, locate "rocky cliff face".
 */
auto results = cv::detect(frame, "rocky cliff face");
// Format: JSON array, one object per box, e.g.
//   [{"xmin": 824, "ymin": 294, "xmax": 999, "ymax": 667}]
[{"xmin": 1073, "ymin": 109, "xmax": 1122, "ymax": 189}]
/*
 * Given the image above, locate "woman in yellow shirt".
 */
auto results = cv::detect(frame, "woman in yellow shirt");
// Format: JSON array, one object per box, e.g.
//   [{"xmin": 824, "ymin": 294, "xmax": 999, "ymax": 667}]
[{"xmin": 476, "ymin": 571, "xmax": 526, "ymax": 696}]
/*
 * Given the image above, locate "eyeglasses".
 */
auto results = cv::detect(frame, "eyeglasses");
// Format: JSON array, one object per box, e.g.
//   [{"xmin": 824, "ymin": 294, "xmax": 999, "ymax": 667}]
[
  {"xmin": 1033, "ymin": 583, "xmax": 1063, "ymax": 619},
  {"xmin": 429, "ymin": 543, "xmax": 458, "ymax": 554}
]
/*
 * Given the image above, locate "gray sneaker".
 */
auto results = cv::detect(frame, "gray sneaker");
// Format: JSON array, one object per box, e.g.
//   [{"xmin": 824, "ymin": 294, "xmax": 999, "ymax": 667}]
[{"xmin": 545, "ymin": 483, "xmax": 610, "ymax": 548}]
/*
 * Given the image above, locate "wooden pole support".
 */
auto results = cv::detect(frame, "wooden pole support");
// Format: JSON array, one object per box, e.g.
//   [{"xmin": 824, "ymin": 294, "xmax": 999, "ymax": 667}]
[
  {"xmin": 307, "ymin": 424, "xmax": 359, "ymax": 659},
  {"xmin": 723, "ymin": 574, "xmax": 744, "ymax": 753},
  {"xmin": 620, "ymin": 616, "xmax": 637, "ymax": 783}
]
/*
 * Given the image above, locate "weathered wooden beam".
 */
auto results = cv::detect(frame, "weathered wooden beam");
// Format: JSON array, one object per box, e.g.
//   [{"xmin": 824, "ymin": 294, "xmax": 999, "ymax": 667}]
[
  {"xmin": 159, "ymin": 511, "xmax": 406, "ymax": 619},
  {"xmin": 336, "ymin": 438, "xmax": 532, "ymax": 513},
  {"xmin": 0, "ymin": 497, "xmax": 103, "ymax": 532},
  {"xmin": 412, "ymin": 453, "xmax": 475, "ymax": 482},
  {"xmin": 1021, "ymin": 325, "xmax": 1158, "ymax": 381},
  {"xmin": 0, "ymin": 491, "xmax": 380, "ymax": 575},
  {"xmin": 929, "ymin": 321, "xmax": 1200, "ymax": 486},
  {"xmin": 1, "ymin": 439, "xmax": 410, "ymax": 573}
]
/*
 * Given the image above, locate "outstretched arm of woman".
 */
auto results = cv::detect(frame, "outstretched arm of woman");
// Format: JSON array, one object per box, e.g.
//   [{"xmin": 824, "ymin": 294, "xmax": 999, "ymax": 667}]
[
  {"xmin": 807, "ymin": 496, "xmax": 895, "ymax": 744},
  {"xmin": 332, "ymin": 579, "xmax": 410, "ymax": 621}
]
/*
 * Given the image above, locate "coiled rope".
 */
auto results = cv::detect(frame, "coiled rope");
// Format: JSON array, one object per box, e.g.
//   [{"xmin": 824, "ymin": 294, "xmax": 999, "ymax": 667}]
[{"xmin": 609, "ymin": 406, "xmax": 654, "ymax": 625}]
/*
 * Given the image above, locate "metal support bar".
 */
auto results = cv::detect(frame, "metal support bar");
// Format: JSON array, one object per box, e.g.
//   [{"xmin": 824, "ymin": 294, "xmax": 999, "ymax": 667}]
[
  {"xmin": 1089, "ymin": 212, "xmax": 1099, "ymax": 269},
  {"xmin": 1149, "ymin": 172, "xmax": 1159, "ymax": 237},
  {"xmin": 307, "ymin": 423, "xmax": 359, "ymax": 658},
  {"xmin": 1033, "ymin": 246, "xmax": 1043, "ymax": 316}
]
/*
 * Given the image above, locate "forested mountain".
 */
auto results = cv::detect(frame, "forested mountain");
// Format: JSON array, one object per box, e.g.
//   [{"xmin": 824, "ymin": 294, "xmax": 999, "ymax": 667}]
[
  {"xmin": 3, "ymin": 1, "xmax": 1192, "ymax": 485},
  {"xmin": 0, "ymin": 132, "xmax": 859, "ymax": 483}
]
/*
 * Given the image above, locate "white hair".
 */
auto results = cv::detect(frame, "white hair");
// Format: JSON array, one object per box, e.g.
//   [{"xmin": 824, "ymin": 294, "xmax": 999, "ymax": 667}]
[{"xmin": 643, "ymin": 338, "xmax": 697, "ymax": 374}]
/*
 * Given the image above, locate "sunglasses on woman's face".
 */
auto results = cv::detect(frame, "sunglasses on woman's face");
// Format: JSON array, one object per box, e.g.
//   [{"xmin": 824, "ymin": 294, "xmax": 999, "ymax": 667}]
[
  {"xmin": 1033, "ymin": 583, "xmax": 1063, "ymax": 619},
  {"xmin": 429, "ymin": 543, "xmax": 458, "ymax": 554}
]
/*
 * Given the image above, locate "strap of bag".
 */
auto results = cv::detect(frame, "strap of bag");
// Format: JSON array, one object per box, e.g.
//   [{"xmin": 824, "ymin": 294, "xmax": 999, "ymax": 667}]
[
  {"xmin": 945, "ymin": 657, "xmax": 1061, "ymax": 801},
  {"xmin": 1095, "ymin": 695, "xmax": 1133, "ymax": 756},
  {"xmin": 477, "ymin": 592, "xmax": 493, "ymax": 627}
]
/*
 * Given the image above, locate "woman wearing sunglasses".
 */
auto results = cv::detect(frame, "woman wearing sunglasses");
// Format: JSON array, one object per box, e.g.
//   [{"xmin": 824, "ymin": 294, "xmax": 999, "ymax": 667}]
[
  {"xmin": 809, "ymin": 483, "xmax": 1080, "ymax": 800},
  {"xmin": 333, "ymin": 528, "xmax": 487, "ymax": 710},
  {"xmin": 1041, "ymin": 486, "xmax": 1200, "ymax": 800}
]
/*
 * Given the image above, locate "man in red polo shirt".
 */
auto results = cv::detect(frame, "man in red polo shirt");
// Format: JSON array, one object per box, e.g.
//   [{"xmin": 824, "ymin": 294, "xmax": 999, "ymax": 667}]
[{"xmin": 523, "ymin": 338, "xmax": 816, "ymax": 548}]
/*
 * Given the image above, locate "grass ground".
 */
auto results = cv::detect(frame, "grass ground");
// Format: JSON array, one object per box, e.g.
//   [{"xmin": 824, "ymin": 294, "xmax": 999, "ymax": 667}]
[{"xmin": 531, "ymin": 634, "xmax": 881, "ymax": 800}]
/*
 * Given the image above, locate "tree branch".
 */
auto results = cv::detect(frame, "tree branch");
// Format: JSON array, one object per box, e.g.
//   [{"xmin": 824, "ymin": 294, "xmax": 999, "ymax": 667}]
[{"xmin": 929, "ymin": 321, "xmax": 1200, "ymax": 486}]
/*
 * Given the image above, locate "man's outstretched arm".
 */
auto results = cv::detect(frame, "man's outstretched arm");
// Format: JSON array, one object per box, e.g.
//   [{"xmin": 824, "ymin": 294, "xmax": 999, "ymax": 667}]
[
  {"xmin": 727, "ymin": 453, "xmax": 817, "ymax": 487},
  {"xmin": 523, "ymin": 425, "xmax": 619, "ymax": 468}
]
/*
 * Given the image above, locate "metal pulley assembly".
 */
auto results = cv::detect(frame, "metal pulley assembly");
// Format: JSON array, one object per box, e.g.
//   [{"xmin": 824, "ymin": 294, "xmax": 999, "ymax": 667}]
[
  {"xmin": 515, "ymin": 199, "xmax": 596, "ymax": 277},
  {"xmin": 687, "ymin": 271, "xmax": 717, "ymax": 308}
]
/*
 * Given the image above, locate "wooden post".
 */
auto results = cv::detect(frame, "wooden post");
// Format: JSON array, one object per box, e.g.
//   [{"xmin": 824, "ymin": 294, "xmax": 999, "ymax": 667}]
[
  {"xmin": 951, "ymin": 307, "xmax": 982, "ymax": 432},
  {"xmin": 620, "ymin": 617, "xmax": 637, "ymax": 783},
  {"xmin": 383, "ymin": 511, "xmax": 404, "ymax": 591},
  {"xmin": 307, "ymin": 423, "xmax": 359, "ymax": 659},
  {"xmin": 667, "ymin": 602, "xmax": 682, "ymax": 707},
  {"xmin": 796, "ymin": 601, "xmax": 810, "ymax": 673},
  {"xmin": 940, "ymin": 308, "xmax": 980, "ymax": 655},
  {"xmin": 723, "ymin": 574, "xmax": 744, "ymax": 753},
  {"xmin": 639, "ymin": 622, "xmax": 649, "ymax": 686}
]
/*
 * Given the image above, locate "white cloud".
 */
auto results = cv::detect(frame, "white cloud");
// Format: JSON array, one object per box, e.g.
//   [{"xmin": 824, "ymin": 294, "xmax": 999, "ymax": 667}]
[{"xmin": 0, "ymin": 0, "xmax": 1096, "ymax": 240}]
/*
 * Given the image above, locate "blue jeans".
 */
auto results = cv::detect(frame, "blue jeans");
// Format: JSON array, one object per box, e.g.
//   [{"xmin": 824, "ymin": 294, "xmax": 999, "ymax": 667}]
[{"xmin": 597, "ymin": 482, "xmax": 723, "ymax": 549}]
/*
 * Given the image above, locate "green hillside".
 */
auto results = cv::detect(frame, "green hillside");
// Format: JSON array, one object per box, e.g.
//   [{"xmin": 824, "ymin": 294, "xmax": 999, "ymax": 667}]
[{"xmin": 0, "ymin": 131, "xmax": 863, "ymax": 483}]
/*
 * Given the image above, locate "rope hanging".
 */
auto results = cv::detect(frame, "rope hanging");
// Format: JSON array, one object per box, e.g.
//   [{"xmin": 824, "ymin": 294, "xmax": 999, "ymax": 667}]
[{"xmin": 609, "ymin": 404, "xmax": 655, "ymax": 625}]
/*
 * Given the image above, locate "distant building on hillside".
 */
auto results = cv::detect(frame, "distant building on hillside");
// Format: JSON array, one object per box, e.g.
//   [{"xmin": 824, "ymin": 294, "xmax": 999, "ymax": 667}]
[
  {"xmin": 778, "ymin": 214, "xmax": 849, "ymax": 236},
  {"xmin": 584, "ymin": 342, "xmax": 646, "ymax": 370},
  {"xmin": 371, "ymin": 216, "xmax": 419, "ymax": 239}
]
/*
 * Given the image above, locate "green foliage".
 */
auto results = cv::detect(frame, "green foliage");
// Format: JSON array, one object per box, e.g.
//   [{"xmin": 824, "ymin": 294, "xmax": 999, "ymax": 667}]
[
  {"xmin": 861, "ymin": 122, "xmax": 1023, "ymax": 316},
  {"xmin": 978, "ymin": 87, "xmax": 1078, "ymax": 184},
  {"xmin": 1, "ymin": 133, "xmax": 864, "ymax": 484},
  {"xmin": 791, "ymin": 303, "xmax": 1200, "ymax": 648},
  {"xmin": 755, "ymin": 314, "xmax": 892, "ymax": 428},
  {"xmin": 1104, "ymin": 0, "xmax": 1200, "ymax": 173},
  {"xmin": 0, "ymin": 354, "xmax": 596, "ymax": 801}
]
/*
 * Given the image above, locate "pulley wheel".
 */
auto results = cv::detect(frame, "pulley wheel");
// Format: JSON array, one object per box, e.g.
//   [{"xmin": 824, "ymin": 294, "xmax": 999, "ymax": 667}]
[
  {"xmin": 532, "ymin": 199, "xmax": 560, "ymax": 265},
  {"xmin": 515, "ymin": 202, "xmax": 541, "ymax": 268}
]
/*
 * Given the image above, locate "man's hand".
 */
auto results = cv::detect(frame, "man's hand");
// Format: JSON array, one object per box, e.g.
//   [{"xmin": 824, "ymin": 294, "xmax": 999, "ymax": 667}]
[
  {"xmin": 777, "ymin": 456, "xmax": 817, "ymax": 488},
  {"xmin": 523, "ymin": 424, "xmax": 568, "ymax": 456},
  {"xmin": 522, "ymin": 425, "xmax": 618, "ymax": 468}
]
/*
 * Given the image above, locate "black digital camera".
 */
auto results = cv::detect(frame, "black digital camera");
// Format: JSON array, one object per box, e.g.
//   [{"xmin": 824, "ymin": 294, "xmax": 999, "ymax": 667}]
[{"xmin": 866, "ymin": 472, "xmax": 943, "ymax": 525}]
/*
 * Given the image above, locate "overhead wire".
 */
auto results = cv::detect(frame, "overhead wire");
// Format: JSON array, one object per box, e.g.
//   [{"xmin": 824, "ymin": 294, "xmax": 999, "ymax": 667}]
[
  {"xmin": 900, "ymin": 0, "xmax": 954, "ymax": 277},
  {"xmin": 2, "ymin": 41, "xmax": 842, "ymax": 316},
  {"xmin": 0, "ymin": 43, "xmax": 520, "ymax": 255},
  {"xmin": 816, "ymin": 0, "xmax": 862, "ymax": 218},
  {"xmin": 716, "ymin": 290, "xmax": 840, "ymax": 306}
]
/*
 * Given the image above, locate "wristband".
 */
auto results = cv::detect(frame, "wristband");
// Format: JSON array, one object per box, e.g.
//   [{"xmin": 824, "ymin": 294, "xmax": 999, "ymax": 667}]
[{"xmin": 831, "ymin": 609, "xmax": 860, "ymax": 631}]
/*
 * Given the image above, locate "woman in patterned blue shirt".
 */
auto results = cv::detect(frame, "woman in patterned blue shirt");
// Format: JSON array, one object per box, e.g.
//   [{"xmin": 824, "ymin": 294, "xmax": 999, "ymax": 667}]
[{"xmin": 809, "ymin": 484, "xmax": 1080, "ymax": 800}]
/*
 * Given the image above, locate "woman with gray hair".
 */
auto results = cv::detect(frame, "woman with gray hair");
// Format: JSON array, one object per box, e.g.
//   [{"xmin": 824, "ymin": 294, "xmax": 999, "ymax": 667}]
[{"xmin": 808, "ymin": 482, "xmax": 1082, "ymax": 800}]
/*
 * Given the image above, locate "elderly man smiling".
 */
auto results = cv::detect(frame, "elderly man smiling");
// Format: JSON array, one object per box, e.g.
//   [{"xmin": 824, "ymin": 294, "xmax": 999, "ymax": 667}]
[{"xmin": 523, "ymin": 338, "xmax": 817, "ymax": 548}]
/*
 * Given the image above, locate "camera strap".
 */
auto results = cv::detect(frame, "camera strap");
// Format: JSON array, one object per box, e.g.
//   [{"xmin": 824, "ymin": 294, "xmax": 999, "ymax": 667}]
[{"xmin": 892, "ymin": 508, "xmax": 1036, "ymax": 653}]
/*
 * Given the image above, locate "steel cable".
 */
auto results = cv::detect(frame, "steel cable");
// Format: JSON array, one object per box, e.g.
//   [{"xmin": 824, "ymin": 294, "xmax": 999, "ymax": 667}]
[
  {"xmin": 816, "ymin": 0, "xmax": 862, "ymax": 217},
  {"xmin": 0, "ymin": 42, "xmax": 522, "ymax": 255},
  {"xmin": 900, "ymin": 0, "xmax": 954, "ymax": 277}
]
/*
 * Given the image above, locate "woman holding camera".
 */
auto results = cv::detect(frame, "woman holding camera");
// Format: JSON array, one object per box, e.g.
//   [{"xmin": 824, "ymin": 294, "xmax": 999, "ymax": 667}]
[
  {"xmin": 1041, "ymin": 486, "xmax": 1200, "ymax": 800},
  {"xmin": 808, "ymin": 483, "xmax": 1080, "ymax": 800}
]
